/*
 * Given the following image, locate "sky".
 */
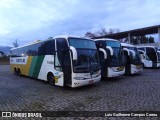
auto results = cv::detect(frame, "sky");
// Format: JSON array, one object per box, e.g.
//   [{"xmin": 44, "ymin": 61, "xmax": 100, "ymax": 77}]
[{"xmin": 0, "ymin": 0, "xmax": 160, "ymax": 46}]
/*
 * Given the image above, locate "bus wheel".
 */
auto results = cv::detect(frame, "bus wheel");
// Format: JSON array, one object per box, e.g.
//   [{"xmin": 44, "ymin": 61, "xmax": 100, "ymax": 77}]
[
  {"xmin": 47, "ymin": 73, "xmax": 55, "ymax": 85},
  {"xmin": 14, "ymin": 68, "xmax": 17, "ymax": 75},
  {"xmin": 142, "ymin": 63, "xmax": 145, "ymax": 68},
  {"xmin": 17, "ymin": 68, "xmax": 21, "ymax": 76}
]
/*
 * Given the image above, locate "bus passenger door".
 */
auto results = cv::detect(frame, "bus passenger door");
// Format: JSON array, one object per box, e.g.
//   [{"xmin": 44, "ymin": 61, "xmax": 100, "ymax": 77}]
[
  {"xmin": 54, "ymin": 52, "xmax": 64, "ymax": 86},
  {"xmin": 98, "ymin": 49, "xmax": 107, "ymax": 77},
  {"xmin": 54, "ymin": 50, "xmax": 72, "ymax": 86},
  {"xmin": 55, "ymin": 38, "xmax": 72, "ymax": 87},
  {"xmin": 62, "ymin": 51, "xmax": 72, "ymax": 86}
]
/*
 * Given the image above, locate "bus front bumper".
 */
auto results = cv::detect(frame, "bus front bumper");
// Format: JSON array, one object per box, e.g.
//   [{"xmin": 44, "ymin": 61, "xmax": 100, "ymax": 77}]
[
  {"xmin": 131, "ymin": 64, "xmax": 143, "ymax": 74},
  {"xmin": 107, "ymin": 67, "xmax": 125, "ymax": 77},
  {"xmin": 71, "ymin": 75, "xmax": 101, "ymax": 88},
  {"xmin": 157, "ymin": 62, "xmax": 160, "ymax": 67}
]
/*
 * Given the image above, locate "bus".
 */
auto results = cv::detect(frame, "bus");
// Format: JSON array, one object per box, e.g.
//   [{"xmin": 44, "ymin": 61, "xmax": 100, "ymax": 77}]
[
  {"xmin": 10, "ymin": 35, "xmax": 101, "ymax": 88},
  {"xmin": 137, "ymin": 46, "xmax": 160, "ymax": 68},
  {"xmin": 121, "ymin": 43, "xmax": 143, "ymax": 75},
  {"xmin": 94, "ymin": 38, "xmax": 125, "ymax": 78}
]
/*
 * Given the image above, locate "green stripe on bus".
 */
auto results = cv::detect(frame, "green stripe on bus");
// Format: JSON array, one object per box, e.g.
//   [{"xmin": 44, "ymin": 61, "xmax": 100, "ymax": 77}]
[
  {"xmin": 28, "ymin": 56, "xmax": 38, "ymax": 77},
  {"xmin": 32, "ymin": 55, "xmax": 45, "ymax": 78}
]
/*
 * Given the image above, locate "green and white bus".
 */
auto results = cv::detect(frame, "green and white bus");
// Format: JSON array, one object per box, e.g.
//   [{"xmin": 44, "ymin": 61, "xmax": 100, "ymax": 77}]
[
  {"xmin": 10, "ymin": 35, "xmax": 101, "ymax": 88},
  {"xmin": 94, "ymin": 38, "xmax": 125, "ymax": 78}
]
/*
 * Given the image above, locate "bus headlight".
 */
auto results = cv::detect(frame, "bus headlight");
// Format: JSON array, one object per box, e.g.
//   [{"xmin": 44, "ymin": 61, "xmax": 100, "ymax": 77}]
[
  {"xmin": 111, "ymin": 66, "xmax": 124, "ymax": 72},
  {"xmin": 136, "ymin": 65, "xmax": 142, "ymax": 69},
  {"xmin": 111, "ymin": 67, "xmax": 119, "ymax": 72}
]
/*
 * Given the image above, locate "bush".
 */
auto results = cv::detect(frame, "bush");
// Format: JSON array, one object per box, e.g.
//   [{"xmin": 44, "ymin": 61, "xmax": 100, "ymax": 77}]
[{"xmin": 0, "ymin": 56, "xmax": 9, "ymax": 65}]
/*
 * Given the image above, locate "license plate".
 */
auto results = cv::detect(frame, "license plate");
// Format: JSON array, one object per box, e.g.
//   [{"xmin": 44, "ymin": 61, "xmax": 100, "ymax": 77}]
[
  {"xmin": 89, "ymin": 80, "xmax": 94, "ymax": 84},
  {"xmin": 136, "ymin": 65, "xmax": 142, "ymax": 69},
  {"xmin": 117, "ymin": 66, "xmax": 124, "ymax": 71}
]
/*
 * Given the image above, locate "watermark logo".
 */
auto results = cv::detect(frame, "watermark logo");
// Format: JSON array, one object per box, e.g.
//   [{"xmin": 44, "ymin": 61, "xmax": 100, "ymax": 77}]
[
  {"xmin": 1, "ymin": 112, "xmax": 42, "ymax": 118},
  {"xmin": 2, "ymin": 112, "xmax": 11, "ymax": 117}
]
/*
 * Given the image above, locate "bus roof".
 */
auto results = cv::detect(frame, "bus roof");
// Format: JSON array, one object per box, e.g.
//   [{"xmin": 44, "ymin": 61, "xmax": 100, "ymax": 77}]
[
  {"xmin": 53, "ymin": 35, "xmax": 93, "ymax": 41},
  {"xmin": 121, "ymin": 43, "xmax": 135, "ymax": 47},
  {"xmin": 11, "ymin": 40, "xmax": 43, "ymax": 50},
  {"xmin": 94, "ymin": 38, "xmax": 118, "ymax": 42},
  {"xmin": 136, "ymin": 46, "xmax": 157, "ymax": 48},
  {"xmin": 53, "ymin": 35, "xmax": 81, "ymax": 39},
  {"xmin": 11, "ymin": 35, "xmax": 92, "ymax": 50}
]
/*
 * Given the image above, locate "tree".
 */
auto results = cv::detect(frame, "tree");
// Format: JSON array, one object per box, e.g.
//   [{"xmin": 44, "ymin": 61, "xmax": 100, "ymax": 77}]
[
  {"xmin": 84, "ymin": 32, "xmax": 97, "ymax": 38},
  {"xmin": 96, "ymin": 28, "xmax": 108, "ymax": 36},
  {"xmin": 84, "ymin": 28, "xmax": 120, "ymax": 38},
  {"xmin": 108, "ymin": 28, "xmax": 120, "ymax": 34},
  {"xmin": 0, "ymin": 51, "xmax": 5, "ymax": 57},
  {"xmin": 13, "ymin": 39, "xmax": 19, "ymax": 47}
]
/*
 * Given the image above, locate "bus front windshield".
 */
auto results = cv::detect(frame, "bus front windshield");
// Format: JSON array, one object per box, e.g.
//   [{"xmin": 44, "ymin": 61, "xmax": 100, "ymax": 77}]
[
  {"xmin": 127, "ymin": 47, "xmax": 141, "ymax": 64},
  {"xmin": 69, "ymin": 38, "xmax": 100, "ymax": 73},
  {"xmin": 106, "ymin": 41, "xmax": 124, "ymax": 67},
  {"xmin": 157, "ymin": 52, "xmax": 160, "ymax": 61}
]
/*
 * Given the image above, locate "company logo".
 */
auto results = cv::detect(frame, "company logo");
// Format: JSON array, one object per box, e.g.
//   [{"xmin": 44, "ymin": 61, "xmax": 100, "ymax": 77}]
[
  {"xmin": 16, "ymin": 58, "xmax": 25, "ymax": 63},
  {"xmin": 74, "ymin": 83, "xmax": 80, "ymax": 86},
  {"xmin": 10, "ymin": 57, "xmax": 28, "ymax": 64}
]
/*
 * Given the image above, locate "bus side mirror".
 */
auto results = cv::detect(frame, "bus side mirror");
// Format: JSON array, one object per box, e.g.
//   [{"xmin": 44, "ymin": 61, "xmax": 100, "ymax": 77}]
[
  {"xmin": 70, "ymin": 46, "xmax": 77, "ymax": 60},
  {"xmin": 157, "ymin": 51, "xmax": 160, "ymax": 54},
  {"xmin": 99, "ymin": 48, "xmax": 107, "ymax": 59},
  {"xmin": 106, "ymin": 46, "xmax": 113, "ymax": 56},
  {"xmin": 123, "ymin": 48, "xmax": 130, "ymax": 56},
  {"xmin": 129, "ymin": 50, "xmax": 136, "ymax": 57},
  {"xmin": 138, "ymin": 50, "xmax": 145, "ymax": 55}
]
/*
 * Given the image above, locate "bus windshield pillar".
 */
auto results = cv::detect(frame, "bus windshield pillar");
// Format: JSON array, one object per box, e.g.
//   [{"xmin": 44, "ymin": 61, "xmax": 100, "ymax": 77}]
[
  {"xmin": 69, "ymin": 46, "xmax": 77, "ymax": 60},
  {"xmin": 128, "ymin": 33, "xmax": 131, "ymax": 44}
]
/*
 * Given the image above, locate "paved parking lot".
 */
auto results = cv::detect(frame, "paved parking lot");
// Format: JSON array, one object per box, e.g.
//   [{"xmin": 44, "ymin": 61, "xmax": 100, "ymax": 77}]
[{"xmin": 0, "ymin": 65, "xmax": 160, "ymax": 119}]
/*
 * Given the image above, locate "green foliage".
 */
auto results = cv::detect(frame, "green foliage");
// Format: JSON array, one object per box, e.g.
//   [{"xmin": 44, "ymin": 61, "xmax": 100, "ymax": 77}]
[{"xmin": 84, "ymin": 28, "xmax": 120, "ymax": 38}]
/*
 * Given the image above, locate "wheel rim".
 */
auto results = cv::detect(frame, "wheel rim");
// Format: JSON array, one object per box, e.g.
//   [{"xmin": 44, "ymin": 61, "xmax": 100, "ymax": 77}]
[{"xmin": 17, "ymin": 69, "xmax": 21, "ymax": 76}]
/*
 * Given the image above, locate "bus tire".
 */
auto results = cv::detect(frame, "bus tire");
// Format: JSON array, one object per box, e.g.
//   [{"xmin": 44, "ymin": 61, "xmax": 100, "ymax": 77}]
[
  {"xmin": 14, "ymin": 67, "xmax": 17, "ymax": 75},
  {"xmin": 142, "ymin": 63, "xmax": 145, "ymax": 68},
  {"xmin": 17, "ymin": 68, "xmax": 21, "ymax": 76},
  {"xmin": 47, "ymin": 73, "xmax": 55, "ymax": 85}
]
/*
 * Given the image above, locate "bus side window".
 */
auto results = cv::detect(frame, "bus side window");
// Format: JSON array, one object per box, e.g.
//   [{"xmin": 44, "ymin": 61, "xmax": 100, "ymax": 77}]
[
  {"xmin": 44, "ymin": 39, "xmax": 55, "ymax": 55},
  {"xmin": 26, "ymin": 45, "xmax": 36, "ymax": 56},
  {"xmin": 38, "ymin": 43, "xmax": 45, "ymax": 55}
]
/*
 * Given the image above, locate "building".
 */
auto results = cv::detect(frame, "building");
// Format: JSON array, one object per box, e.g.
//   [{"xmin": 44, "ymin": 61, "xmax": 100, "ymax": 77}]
[
  {"xmin": 93, "ymin": 25, "xmax": 160, "ymax": 46},
  {"xmin": 0, "ymin": 51, "xmax": 4, "ymax": 57}
]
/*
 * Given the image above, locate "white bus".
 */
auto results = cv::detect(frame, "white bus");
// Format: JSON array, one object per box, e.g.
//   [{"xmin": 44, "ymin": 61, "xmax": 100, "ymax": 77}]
[
  {"xmin": 10, "ymin": 35, "xmax": 101, "ymax": 88},
  {"xmin": 121, "ymin": 43, "xmax": 143, "ymax": 75},
  {"xmin": 137, "ymin": 46, "xmax": 160, "ymax": 68},
  {"xmin": 94, "ymin": 38, "xmax": 125, "ymax": 78}
]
